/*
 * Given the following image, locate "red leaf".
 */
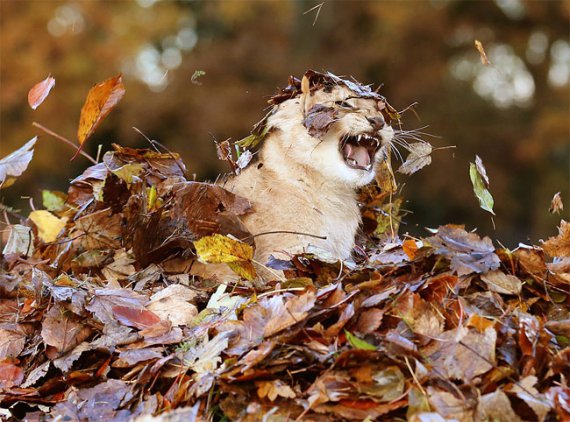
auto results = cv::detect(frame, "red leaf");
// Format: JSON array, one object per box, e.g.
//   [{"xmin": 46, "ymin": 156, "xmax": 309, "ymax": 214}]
[
  {"xmin": 28, "ymin": 75, "xmax": 55, "ymax": 110},
  {"xmin": 112, "ymin": 305, "xmax": 161, "ymax": 330}
]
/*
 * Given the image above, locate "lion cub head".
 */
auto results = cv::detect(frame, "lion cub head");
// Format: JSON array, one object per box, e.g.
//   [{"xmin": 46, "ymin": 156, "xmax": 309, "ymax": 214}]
[{"xmin": 257, "ymin": 71, "xmax": 397, "ymax": 188}]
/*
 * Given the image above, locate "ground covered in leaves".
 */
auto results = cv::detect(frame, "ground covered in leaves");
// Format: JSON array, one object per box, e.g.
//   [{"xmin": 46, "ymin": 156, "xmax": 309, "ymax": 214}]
[{"xmin": 0, "ymin": 144, "xmax": 569, "ymax": 422}]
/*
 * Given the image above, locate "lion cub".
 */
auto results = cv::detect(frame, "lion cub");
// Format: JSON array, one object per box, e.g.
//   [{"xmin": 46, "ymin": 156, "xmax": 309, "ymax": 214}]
[{"xmin": 224, "ymin": 71, "xmax": 396, "ymax": 268}]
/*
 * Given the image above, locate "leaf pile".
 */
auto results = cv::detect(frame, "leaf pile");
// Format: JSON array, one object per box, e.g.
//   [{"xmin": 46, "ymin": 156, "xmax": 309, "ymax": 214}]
[{"xmin": 1, "ymin": 143, "xmax": 569, "ymax": 421}]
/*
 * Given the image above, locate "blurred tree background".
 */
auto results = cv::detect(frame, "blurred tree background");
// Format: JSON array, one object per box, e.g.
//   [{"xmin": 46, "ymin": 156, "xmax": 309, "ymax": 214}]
[{"xmin": 1, "ymin": 0, "xmax": 568, "ymax": 247}]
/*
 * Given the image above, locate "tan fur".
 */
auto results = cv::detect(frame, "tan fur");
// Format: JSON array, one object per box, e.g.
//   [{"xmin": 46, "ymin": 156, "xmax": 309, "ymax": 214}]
[{"xmin": 223, "ymin": 85, "xmax": 394, "ymax": 267}]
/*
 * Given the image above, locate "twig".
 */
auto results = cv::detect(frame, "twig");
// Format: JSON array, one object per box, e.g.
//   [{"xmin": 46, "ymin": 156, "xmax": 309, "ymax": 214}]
[
  {"xmin": 241, "ymin": 230, "xmax": 327, "ymax": 241},
  {"xmin": 303, "ymin": 2, "xmax": 325, "ymax": 26},
  {"xmin": 32, "ymin": 122, "xmax": 97, "ymax": 164}
]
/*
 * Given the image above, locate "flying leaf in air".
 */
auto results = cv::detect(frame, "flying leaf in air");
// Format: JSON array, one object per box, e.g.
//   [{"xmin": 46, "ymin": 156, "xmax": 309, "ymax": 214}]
[
  {"xmin": 475, "ymin": 40, "xmax": 491, "ymax": 66},
  {"xmin": 28, "ymin": 75, "xmax": 56, "ymax": 110},
  {"xmin": 550, "ymin": 192, "xmax": 563, "ymax": 215},
  {"xmin": 398, "ymin": 142, "xmax": 432, "ymax": 175},
  {"xmin": 469, "ymin": 156, "xmax": 495, "ymax": 215},
  {"xmin": 76, "ymin": 74, "xmax": 125, "ymax": 156},
  {"xmin": 0, "ymin": 137, "xmax": 37, "ymax": 189},
  {"xmin": 194, "ymin": 234, "xmax": 256, "ymax": 280}
]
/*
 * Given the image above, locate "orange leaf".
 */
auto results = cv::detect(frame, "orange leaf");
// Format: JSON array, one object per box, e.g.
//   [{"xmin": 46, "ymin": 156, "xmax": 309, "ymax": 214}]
[
  {"xmin": 402, "ymin": 239, "xmax": 418, "ymax": 260},
  {"xmin": 28, "ymin": 75, "xmax": 55, "ymax": 110},
  {"xmin": 77, "ymin": 74, "xmax": 125, "ymax": 147}
]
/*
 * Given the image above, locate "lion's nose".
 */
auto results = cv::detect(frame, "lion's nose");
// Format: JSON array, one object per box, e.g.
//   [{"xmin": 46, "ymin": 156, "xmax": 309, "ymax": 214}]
[{"xmin": 367, "ymin": 116, "xmax": 385, "ymax": 131}]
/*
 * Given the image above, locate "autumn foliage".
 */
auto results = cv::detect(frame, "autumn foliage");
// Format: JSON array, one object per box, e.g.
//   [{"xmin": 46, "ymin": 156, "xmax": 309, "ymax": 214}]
[{"xmin": 0, "ymin": 74, "xmax": 569, "ymax": 421}]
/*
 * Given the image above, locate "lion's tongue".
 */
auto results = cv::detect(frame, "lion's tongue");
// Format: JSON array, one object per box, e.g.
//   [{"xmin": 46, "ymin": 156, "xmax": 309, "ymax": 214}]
[{"xmin": 343, "ymin": 143, "xmax": 371, "ymax": 168}]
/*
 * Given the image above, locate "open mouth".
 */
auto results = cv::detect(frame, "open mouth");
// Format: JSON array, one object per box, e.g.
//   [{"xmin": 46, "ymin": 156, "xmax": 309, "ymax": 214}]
[{"xmin": 340, "ymin": 134, "xmax": 381, "ymax": 171}]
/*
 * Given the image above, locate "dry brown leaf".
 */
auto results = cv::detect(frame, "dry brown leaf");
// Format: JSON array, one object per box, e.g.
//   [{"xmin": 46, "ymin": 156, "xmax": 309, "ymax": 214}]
[
  {"xmin": 542, "ymin": 220, "xmax": 570, "ymax": 257},
  {"xmin": 77, "ymin": 74, "xmax": 125, "ymax": 145},
  {"xmin": 41, "ymin": 306, "xmax": 92, "ymax": 354},
  {"xmin": 0, "ymin": 361, "xmax": 24, "ymax": 389},
  {"xmin": 28, "ymin": 75, "xmax": 55, "ymax": 110},
  {"xmin": 398, "ymin": 142, "xmax": 432, "ymax": 175},
  {"xmin": 0, "ymin": 325, "xmax": 26, "ymax": 359},
  {"xmin": 480, "ymin": 270, "xmax": 522, "ymax": 295},
  {"xmin": 429, "ymin": 225, "xmax": 500, "ymax": 275},
  {"xmin": 256, "ymin": 380, "xmax": 296, "ymax": 401},
  {"xmin": 423, "ymin": 326, "xmax": 496, "ymax": 382},
  {"xmin": 147, "ymin": 285, "xmax": 198, "ymax": 326}
]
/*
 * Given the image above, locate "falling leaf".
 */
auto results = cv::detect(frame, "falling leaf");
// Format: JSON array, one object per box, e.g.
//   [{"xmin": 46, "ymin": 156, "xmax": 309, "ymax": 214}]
[
  {"xmin": 542, "ymin": 220, "xmax": 570, "ymax": 257},
  {"xmin": 550, "ymin": 192, "xmax": 564, "ymax": 214},
  {"xmin": 475, "ymin": 40, "xmax": 491, "ymax": 65},
  {"xmin": 28, "ymin": 75, "xmax": 56, "ymax": 109},
  {"xmin": 0, "ymin": 137, "xmax": 37, "ymax": 188},
  {"xmin": 480, "ymin": 270, "xmax": 522, "ymax": 295},
  {"xmin": 469, "ymin": 157, "xmax": 495, "ymax": 215},
  {"xmin": 29, "ymin": 210, "xmax": 67, "ymax": 243},
  {"xmin": 345, "ymin": 330, "xmax": 377, "ymax": 350},
  {"xmin": 77, "ymin": 74, "xmax": 125, "ymax": 146},
  {"xmin": 191, "ymin": 70, "xmax": 206, "ymax": 85},
  {"xmin": 398, "ymin": 143, "xmax": 432, "ymax": 175}
]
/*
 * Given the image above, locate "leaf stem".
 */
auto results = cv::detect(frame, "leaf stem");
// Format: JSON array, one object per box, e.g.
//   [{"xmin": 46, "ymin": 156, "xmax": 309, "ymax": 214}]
[{"xmin": 32, "ymin": 122, "xmax": 97, "ymax": 164}]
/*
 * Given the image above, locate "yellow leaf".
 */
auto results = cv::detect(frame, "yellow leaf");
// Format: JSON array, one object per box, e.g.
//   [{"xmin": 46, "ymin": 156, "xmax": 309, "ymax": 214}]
[
  {"xmin": 194, "ymin": 234, "xmax": 253, "ymax": 263},
  {"xmin": 77, "ymin": 74, "xmax": 125, "ymax": 145},
  {"xmin": 29, "ymin": 210, "xmax": 67, "ymax": 243},
  {"xmin": 227, "ymin": 261, "xmax": 257, "ymax": 281},
  {"xmin": 194, "ymin": 234, "xmax": 256, "ymax": 280}
]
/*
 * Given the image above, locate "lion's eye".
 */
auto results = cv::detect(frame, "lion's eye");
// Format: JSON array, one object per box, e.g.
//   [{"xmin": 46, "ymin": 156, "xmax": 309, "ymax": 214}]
[{"xmin": 335, "ymin": 100, "xmax": 353, "ymax": 109}]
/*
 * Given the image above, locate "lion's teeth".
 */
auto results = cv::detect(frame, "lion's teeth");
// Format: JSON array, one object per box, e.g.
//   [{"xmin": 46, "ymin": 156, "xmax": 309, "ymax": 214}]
[{"xmin": 347, "ymin": 158, "xmax": 357, "ymax": 167}]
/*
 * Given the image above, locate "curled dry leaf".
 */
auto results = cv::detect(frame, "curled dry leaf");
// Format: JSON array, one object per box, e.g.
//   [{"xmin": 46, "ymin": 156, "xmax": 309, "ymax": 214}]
[
  {"xmin": 77, "ymin": 74, "xmax": 125, "ymax": 146},
  {"xmin": 28, "ymin": 75, "xmax": 55, "ymax": 110},
  {"xmin": 0, "ymin": 137, "xmax": 37, "ymax": 189},
  {"xmin": 550, "ymin": 192, "xmax": 563, "ymax": 214},
  {"xmin": 542, "ymin": 220, "xmax": 570, "ymax": 257}
]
